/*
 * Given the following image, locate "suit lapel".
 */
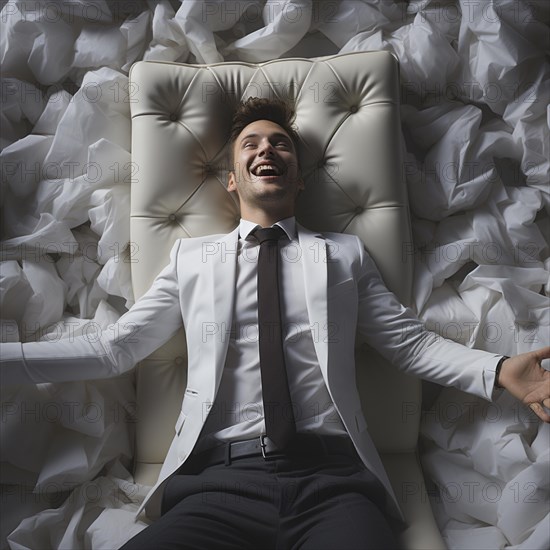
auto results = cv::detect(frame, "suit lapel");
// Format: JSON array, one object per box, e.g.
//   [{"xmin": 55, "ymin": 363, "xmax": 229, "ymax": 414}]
[
  {"xmin": 210, "ymin": 227, "xmax": 239, "ymax": 384},
  {"xmin": 297, "ymin": 224, "xmax": 329, "ymax": 378}
]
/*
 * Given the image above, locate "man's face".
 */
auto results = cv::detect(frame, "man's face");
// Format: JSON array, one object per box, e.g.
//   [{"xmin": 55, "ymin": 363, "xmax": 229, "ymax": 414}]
[{"xmin": 227, "ymin": 120, "xmax": 304, "ymax": 209}]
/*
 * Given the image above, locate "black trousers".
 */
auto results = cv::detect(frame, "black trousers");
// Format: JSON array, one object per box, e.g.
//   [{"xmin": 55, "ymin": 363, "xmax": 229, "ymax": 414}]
[{"xmin": 120, "ymin": 452, "xmax": 402, "ymax": 550}]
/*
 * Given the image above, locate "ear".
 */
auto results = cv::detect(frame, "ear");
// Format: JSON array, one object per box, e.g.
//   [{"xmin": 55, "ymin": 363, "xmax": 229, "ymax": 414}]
[
  {"xmin": 227, "ymin": 170, "xmax": 237, "ymax": 193},
  {"xmin": 296, "ymin": 176, "xmax": 305, "ymax": 195}
]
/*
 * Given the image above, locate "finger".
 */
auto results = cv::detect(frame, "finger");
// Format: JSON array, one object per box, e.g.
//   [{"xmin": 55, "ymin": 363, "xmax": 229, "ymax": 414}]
[
  {"xmin": 534, "ymin": 346, "xmax": 550, "ymax": 362},
  {"xmin": 529, "ymin": 403, "xmax": 550, "ymax": 423},
  {"xmin": 543, "ymin": 397, "xmax": 550, "ymax": 409}
]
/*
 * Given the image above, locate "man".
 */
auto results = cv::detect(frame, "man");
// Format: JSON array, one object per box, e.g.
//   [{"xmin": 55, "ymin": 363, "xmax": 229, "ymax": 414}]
[{"xmin": 1, "ymin": 98, "xmax": 549, "ymax": 549}]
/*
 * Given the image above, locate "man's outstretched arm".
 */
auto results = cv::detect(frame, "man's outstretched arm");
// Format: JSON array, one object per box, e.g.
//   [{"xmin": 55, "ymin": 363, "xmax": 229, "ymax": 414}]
[
  {"xmin": 0, "ymin": 240, "xmax": 183, "ymax": 385},
  {"xmin": 353, "ymin": 237, "xmax": 550, "ymax": 420}
]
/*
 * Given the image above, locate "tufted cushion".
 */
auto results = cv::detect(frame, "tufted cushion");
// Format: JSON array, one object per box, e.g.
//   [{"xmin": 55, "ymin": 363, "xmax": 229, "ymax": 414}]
[{"xmin": 130, "ymin": 52, "xmax": 443, "ymax": 548}]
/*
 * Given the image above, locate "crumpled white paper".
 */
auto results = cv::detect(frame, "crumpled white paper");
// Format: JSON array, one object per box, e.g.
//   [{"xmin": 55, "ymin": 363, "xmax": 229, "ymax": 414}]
[
  {"xmin": 1, "ymin": 0, "xmax": 549, "ymax": 549},
  {"xmin": 5, "ymin": 460, "xmax": 150, "ymax": 550},
  {"xmin": 221, "ymin": 0, "xmax": 313, "ymax": 62},
  {"xmin": 143, "ymin": 0, "xmax": 189, "ymax": 63}
]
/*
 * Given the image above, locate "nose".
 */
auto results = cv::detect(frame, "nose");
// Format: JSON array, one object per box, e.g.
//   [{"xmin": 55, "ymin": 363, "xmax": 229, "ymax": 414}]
[{"xmin": 258, "ymin": 139, "xmax": 275, "ymax": 157}]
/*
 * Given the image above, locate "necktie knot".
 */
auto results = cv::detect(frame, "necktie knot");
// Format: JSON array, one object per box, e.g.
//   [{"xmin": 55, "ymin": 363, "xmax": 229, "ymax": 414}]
[{"xmin": 253, "ymin": 226, "xmax": 285, "ymax": 245}]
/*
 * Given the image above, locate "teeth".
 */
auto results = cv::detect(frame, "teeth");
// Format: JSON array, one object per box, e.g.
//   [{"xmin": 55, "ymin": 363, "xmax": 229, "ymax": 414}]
[{"xmin": 254, "ymin": 164, "xmax": 279, "ymax": 175}]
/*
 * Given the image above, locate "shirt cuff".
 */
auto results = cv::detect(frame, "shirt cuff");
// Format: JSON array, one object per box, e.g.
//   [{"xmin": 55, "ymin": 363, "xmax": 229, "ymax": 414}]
[
  {"xmin": 485, "ymin": 355, "xmax": 509, "ymax": 401},
  {"xmin": 494, "ymin": 356, "xmax": 509, "ymax": 389}
]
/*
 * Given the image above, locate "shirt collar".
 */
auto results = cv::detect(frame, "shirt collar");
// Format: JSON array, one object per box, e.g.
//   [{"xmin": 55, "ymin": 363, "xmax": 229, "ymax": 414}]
[{"xmin": 239, "ymin": 216, "xmax": 296, "ymax": 242}]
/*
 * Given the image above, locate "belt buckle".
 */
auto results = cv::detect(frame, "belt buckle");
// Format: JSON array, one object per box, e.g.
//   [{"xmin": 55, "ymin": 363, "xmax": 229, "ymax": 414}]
[{"xmin": 259, "ymin": 434, "xmax": 269, "ymax": 459}]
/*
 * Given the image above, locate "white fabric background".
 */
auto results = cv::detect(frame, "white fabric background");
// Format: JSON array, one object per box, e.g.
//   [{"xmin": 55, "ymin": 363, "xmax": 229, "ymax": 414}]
[{"xmin": 0, "ymin": 1, "xmax": 548, "ymax": 548}]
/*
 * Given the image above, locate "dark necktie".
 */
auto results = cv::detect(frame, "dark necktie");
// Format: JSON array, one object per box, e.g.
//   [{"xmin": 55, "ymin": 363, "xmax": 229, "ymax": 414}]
[{"xmin": 253, "ymin": 226, "xmax": 296, "ymax": 449}]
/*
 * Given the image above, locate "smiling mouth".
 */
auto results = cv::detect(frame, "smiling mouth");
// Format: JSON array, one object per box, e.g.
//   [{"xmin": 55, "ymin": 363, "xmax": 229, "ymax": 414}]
[{"xmin": 251, "ymin": 163, "xmax": 282, "ymax": 178}]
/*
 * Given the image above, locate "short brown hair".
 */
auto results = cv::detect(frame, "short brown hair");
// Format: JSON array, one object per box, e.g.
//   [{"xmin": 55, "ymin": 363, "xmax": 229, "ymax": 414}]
[{"xmin": 229, "ymin": 97, "xmax": 299, "ymax": 153}]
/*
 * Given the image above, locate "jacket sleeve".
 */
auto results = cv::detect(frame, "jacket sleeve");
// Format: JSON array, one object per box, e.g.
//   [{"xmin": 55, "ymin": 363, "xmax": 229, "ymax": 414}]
[
  {"xmin": 0, "ymin": 240, "xmax": 183, "ymax": 385},
  {"xmin": 353, "ymin": 237, "xmax": 502, "ymax": 401}
]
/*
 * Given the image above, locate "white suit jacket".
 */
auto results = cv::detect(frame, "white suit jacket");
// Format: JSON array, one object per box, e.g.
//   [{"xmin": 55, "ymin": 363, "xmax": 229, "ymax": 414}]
[{"xmin": 1, "ymin": 223, "xmax": 502, "ymax": 521}]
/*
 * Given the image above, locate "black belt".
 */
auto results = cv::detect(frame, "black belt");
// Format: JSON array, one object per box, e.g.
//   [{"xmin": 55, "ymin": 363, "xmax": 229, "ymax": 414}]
[{"xmin": 186, "ymin": 434, "xmax": 358, "ymax": 469}]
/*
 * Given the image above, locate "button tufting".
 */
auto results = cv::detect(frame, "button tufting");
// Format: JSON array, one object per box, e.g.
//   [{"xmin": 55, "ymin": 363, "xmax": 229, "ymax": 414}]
[
  {"xmin": 317, "ymin": 159, "xmax": 325, "ymax": 168},
  {"xmin": 354, "ymin": 206, "xmax": 363, "ymax": 214},
  {"xmin": 175, "ymin": 356, "xmax": 185, "ymax": 365},
  {"xmin": 169, "ymin": 113, "xmax": 178, "ymax": 121},
  {"xmin": 350, "ymin": 105, "xmax": 359, "ymax": 113},
  {"xmin": 168, "ymin": 213, "xmax": 177, "ymax": 222}
]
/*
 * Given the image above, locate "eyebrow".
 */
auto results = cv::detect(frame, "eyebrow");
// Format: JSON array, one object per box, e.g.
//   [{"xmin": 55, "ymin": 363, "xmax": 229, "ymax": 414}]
[{"xmin": 240, "ymin": 132, "xmax": 292, "ymax": 143}]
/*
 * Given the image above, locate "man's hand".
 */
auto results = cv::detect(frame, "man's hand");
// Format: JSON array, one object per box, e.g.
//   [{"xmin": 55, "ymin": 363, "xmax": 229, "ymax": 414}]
[{"xmin": 498, "ymin": 347, "xmax": 550, "ymax": 423}]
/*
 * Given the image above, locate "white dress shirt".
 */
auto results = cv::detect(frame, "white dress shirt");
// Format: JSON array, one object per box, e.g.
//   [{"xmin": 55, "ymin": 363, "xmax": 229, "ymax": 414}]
[{"xmin": 195, "ymin": 217, "xmax": 347, "ymax": 451}]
